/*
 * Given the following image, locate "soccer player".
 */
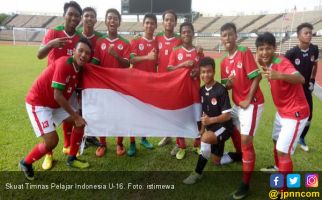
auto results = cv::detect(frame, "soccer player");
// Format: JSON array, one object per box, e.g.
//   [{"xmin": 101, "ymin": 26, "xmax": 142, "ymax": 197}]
[
  {"xmin": 155, "ymin": 10, "xmax": 181, "ymax": 147},
  {"xmin": 167, "ymin": 22, "xmax": 204, "ymax": 160},
  {"xmin": 19, "ymin": 38, "xmax": 92, "ymax": 180},
  {"xmin": 91, "ymin": 8, "xmax": 130, "ymax": 157},
  {"xmin": 284, "ymin": 23, "xmax": 319, "ymax": 152},
  {"xmin": 183, "ymin": 57, "xmax": 233, "ymax": 184},
  {"xmin": 127, "ymin": 13, "xmax": 158, "ymax": 156},
  {"xmin": 220, "ymin": 23, "xmax": 264, "ymax": 199},
  {"xmin": 36, "ymin": 1, "xmax": 83, "ymax": 170},
  {"xmin": 256, "ymin": 32, "xmax": 309, "ymax": 192}
]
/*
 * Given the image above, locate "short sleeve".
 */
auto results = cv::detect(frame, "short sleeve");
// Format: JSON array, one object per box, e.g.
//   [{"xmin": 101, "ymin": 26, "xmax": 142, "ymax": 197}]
[
  {"xmin": 40, "ymin": 29, "xmax": 55, "ymax": 49},
  {"xmin": 280, "ymin": 58, "xmax": 298, "ymax": 75},
  {"xmin": 52, "ymin": 59, "xmax": 68, "ymax": 90},
  {"xmin": 244, "ymin": 48, "xmax": 260, "ymax": 79},
  {"xmin": 314, "ymin": 45, "xmax": 319, "ymax": 62},
  {"xmin": 218, "ymin": 87, "xmax": 232, "ymax": 113}
]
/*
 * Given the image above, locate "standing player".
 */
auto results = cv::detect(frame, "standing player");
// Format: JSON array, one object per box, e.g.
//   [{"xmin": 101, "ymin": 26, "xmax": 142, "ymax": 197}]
[
  {"xmin": 19, "ymin": 38, "xmax": 92, "ymax": 180},
  {"xmin": 36, "ymin": 1, "xmax": 83, "ymax": 170},
  {"xmin": 284, "ymin": 23, "xmax": 319, "ymax": 152},
  {"xmin": 220, "ymin": 23, "xmax": 264, "ymax": 199},
  {"xmin": 128, "ymin": 13, "xmax": 158, "ymax": 156},
  {"xmin": 155, "ymin": 10, "xmax": 181, "ymax": 147},
  {"xmin": 91, "ymin": 8, "xmax": 130, "ymax": 157},
  {"xmin": 183, "ymin": 57, "xmax": 233, "ymax": 184},
  {"xmin": 256, "ymin": 32, "xmax": 309, "ymax": 192},
  {"xmin": 167, "ymin": 22, "xmax": 203, "ymax": 160}
]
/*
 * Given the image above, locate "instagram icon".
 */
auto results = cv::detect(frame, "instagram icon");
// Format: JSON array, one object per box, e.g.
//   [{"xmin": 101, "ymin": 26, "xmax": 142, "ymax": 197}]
[{"xmin": 305, "ymin": 174, "xmax": 319, "ymax": 188}]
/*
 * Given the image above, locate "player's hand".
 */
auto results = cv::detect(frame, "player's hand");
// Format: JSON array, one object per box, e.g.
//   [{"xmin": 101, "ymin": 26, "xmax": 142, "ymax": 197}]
[
  {"xmin": 201, "ymin": 113, "xmax": 212, "ymax": 126},
  {"xmin": 49, "ymin": 37, "xmax": 71, "ymax": 48},
  {"xmin": 167, "ymin": 66, "xmax": 176, "ymax": 71},
  {"xmin": 146, "ymin": 49, "xmax": 157, "ymax": 61},
  {"xmin": 196, "ymin": 46, "xmax": 204, "ymax": 54},
  {"xmin": 239, "ymin": 99, "xmax": 251, "ymax": 109},
  {"xmin": 183, "ymin": 60, "xmax": 194, "ymax": 68},
  {"xmin": 262, "ymin": 68, "xmax": 280, "ymax": 80},
  {"xmin": 190, "ymin": 68, "xmax": 199, "ymax": 78},
  {"xmin": 108, "ymin": 45, "xmax": 119, "ymax": 58},
  {"xmin": 308, "ymin": 79, "xmax": 315, "ymax": 92},
  {"xmin": 228, "ymin": 74, "xmax": 236, "ymax": 84},
  {"xmin": 74, "ymin": 114, "xmax": 87, "ymax": 128}
]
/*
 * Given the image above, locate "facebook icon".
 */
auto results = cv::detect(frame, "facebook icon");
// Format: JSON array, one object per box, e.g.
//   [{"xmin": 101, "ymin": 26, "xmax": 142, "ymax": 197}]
[{"xmin": 270, "ymin": 174, "xmax": 284, "ymax": 188}]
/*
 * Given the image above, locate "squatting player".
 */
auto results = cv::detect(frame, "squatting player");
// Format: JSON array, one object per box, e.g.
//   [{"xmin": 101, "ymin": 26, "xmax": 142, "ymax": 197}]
[{"xmin": 19, "ymin": 38, "xmax": 92, "ymax": 180}]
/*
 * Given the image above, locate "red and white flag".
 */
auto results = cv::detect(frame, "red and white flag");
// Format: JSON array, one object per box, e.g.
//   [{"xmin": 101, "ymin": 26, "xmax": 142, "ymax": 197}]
[{"xmin": 81, "ymin": 64, "xmax": 201, "ymax": 138}]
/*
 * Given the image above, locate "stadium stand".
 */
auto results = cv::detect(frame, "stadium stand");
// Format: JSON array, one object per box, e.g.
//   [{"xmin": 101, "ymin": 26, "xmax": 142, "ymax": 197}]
[
  {"xmin": 24, "ymin": 15, "xmax": 55, "ymax": 28},
  {"xmin": 6, "ymin": 15, "xmax": 34, "ymax": 27},
  {"xmin": 45, "ymin": 16, "xmax": 64, "ymax": 28}
]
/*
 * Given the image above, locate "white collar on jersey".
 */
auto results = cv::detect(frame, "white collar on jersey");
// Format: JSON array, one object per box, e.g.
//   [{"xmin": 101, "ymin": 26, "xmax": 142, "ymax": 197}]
[
  {"xmin": 228, "ymin": 49, "xmax": 238, "ymax": 60},
  {"xmin": 105, "ymin": 37, "xmax": 119, "ymax": 43},
  {"xmin": 63, "ymin": 30, "xmax": 76, "ymax": 38},
  {"xmin": 72, "ymin": 62, "xmax": 80, "ymax": 73},
  {"xmin": 300, "ymin": 48, "xmax": 309, "ymax": 53},
  {"xmin": 205, "ymin": 86, "xmax": 213, "ymax": 91},
  {"xmin": 142, "ymin": 36, "xmax": 154, "ymax": 42},
  {"xmin": 182, "ymin": 46, "xmax": 196, "ymax": 53},
  {"xmin": 82, "ymin": 32, "xmax": 95, "ymax": 39},
  {"xmin": 163, "ymin": 35, "xmax": 176, "ymax": 41}
]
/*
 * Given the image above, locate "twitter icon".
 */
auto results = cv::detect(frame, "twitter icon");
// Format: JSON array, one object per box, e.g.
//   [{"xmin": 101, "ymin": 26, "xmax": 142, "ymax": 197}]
[{"xmin": 287, "ymin": 174, "xmax": 301, "ymax": 188}]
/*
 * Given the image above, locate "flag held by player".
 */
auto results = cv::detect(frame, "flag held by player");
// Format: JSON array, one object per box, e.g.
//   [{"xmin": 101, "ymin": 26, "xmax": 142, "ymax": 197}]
[{"xmin": 82, "ymin": 64, "xmax": 201, "ymax": 138}]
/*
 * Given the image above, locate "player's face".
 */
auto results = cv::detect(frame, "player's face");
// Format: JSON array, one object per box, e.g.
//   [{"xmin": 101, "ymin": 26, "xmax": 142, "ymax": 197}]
[
  {"xmin": 298, "ymin": 27, "xmax": 312, "ymax": 44},
  {"xmin": 82, "ymin": 11, "xmax": 97, "ymax": 29},
  {"xmin": 163, "ymin": 13, "xmax": 176, "ymax": 32},
  {"xmin": 200, "ymin": 65, "xmax": 215, "ymax": 85},
  {"xmin": 64, "ymin": 7, "xmax": 81, "ymax": 30},
  {"xmin": 143, "ymin": 18, "xmax": 157, "ymax": 35},
  {"xmin": 73, "ymin": 42, "xmax": 91, "ymax": 67},
  {"xmin": 180, "ymin": 26, "xmax": 193, "ymax": 45},
  {"xmin": 256, "ymin": 43, "xmax": 275, "ymax": 66},
  {"xmin": 220, "ymin": 28, "xmax": 237, "ymax": 51},
  {"xmin": 106, "ymin": 12, "xmax": 120, "ymax": 34}
]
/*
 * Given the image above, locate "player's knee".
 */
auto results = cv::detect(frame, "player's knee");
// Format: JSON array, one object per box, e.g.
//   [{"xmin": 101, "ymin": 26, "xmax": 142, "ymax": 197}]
[
  {"xmin": 200, "ymin": 142, "xmax": 211, "ymax": 159},
  {"xmin": 43, "ymin": 133, "xmax": 59, "ymax": 150}
]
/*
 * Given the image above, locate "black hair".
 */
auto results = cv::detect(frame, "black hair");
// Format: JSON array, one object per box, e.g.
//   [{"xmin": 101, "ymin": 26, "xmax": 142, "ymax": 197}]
[
  {"xmin": 83, "ymin": 7, "xmax": 97, "ymax": 18},
  {"xmin": 162, "ymin": 10, "xmax": 177, "ymax": 22},
  {"xmin": 76, "ymin": 37, "xmax": 93, "ymax": 52},
  {"xmin": 220, "ymin": 22, "xmax": 237, "ymax": 34},
  {"xmin": 63, "ymin": 1, "xmax": 82, "ymax": 16},
  {"xmin": 255, "ymin": 32, "xmax": 276, "ymax": 48},
  {"xmin": 180, "ymin": 22, "xmax": 194, "ymax": 34},
  {"xmin": 297, "ymin": 22, "xmax": 313, "ymax": 35},
  {"xmin": 105, "ymin": 8, "xmax": 121, "ymax": 23},
  {"xmin": 200, "ymin": 57, "xmax": 215, "ymax": 70},
  {"xmin": 143, "ymin": 13, "xmax": 157, "ymax": 24}
]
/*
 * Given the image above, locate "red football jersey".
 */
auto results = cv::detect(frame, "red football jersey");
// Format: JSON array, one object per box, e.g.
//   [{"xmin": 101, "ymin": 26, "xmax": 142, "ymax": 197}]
[
  {"xmin": 26, "ymin": 56, "xmax": 81, "ymax": 108},
  {"xmin": 155, "ymin": 32, "xmax": 181, "ymax": 73},
  {"xmin": 220, "ymin": 46, "xmax": 264, "ymax": 106},
  {"xmin": 168, "ymin": 45, "xmax": 204, "ymax": 69},
  {"xmin": 267, "ymin": 56, "xmax": 309, "ymax": 119},
  {"xmin": 41, "ymin": 25, "xmax": 81, "ymax": 65},
  {"xmin": 92, "ymin": 35, "xmax": 130, "ymax": 68},
  {"xmin": 130, "ymin": 36, "xmax": 158, "ymax": 72},
  {"xmin": 80, "ymin": 31, "xmax": 103, "ymax": 56}
]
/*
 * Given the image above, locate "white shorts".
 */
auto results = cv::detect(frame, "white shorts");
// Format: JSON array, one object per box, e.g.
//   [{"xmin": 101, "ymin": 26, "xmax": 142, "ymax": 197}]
[
  {"xmin": 272, "ymin": 112, "xmax": 308, "ymax": 155},
  {"xmin": 232, "ymin": 103, "xmax": 264, "ymax": 136}
]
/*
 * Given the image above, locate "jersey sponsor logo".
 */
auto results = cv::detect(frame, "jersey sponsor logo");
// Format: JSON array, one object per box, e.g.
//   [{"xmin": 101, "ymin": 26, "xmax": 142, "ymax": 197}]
[
  {"xmin": 158, "ymin": 42, "xmax": 162, "ymax": 49},
  {"xmin": 118, "ymin": 44, "xmax": 123, "ymax": 50},
  {"xmin": 295, "ymin": 58, "xmax": 300, "ymax": 65},
  {"xmin": 310, "ymin": 55, "xmax": 315, "ymax": 62},
  {"xmin": 237, "ymin": 61, "xmax": 243, "ymax": 69},
  {"xmin": 101, "ymin": 43, "xmax": 106, "ymax": 50},
  {"xmin": 230, "ymin": 69, "xmax": 236, "ymax": 76},
  {"xmin": 211, "ymin": 97, "xmax": 217, "ymax": 105},
  {"xmin": 139, "ymin": 44, "xmax": 144, "ymax": 51},
  {"xmin": 177, "ymin": 53, "xmax": 183, "ymax": 61},
  {"xmin": 186, "ymin": 54, "xmax": 191, "ymax": 58},
  {"xmin": 42, "ymin": 121, "xmax": 49, "ymax": 129}
]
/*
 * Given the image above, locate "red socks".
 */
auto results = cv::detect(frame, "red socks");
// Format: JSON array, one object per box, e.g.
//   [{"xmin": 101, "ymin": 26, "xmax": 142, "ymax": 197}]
[
  {"xmin": 193, "ymin": 138, "xmax": 201, "ymax": 147},
  {"xmin": 242, "ymin": 142, "xmax": 256, "ymax": 184},
  {"xmin": 99, "ymin": 137, "xmax": 106, "ymax": 146},
  {"xmin": 177, "ymin": 137, "xmax": 186, "ymax": 149},
  {"xmin": 278, "ymin": 154, "xmax": 292, "ymax": 174},
  {"xmin": 62, "ymin": 121, "xmax": 73, "ymax": 148},
  {"xmin": 69, "ymin": 127, "xmax": 84, "ymax": 156},
  {"xmin": 25, "ymin": 143, "xmax": 48, "ymax": 164},
  {"xmin": 231, "ymin": 126, "xmax": 242, "ymax": 153},
  {"xmin": 130, "ymin": 137, "xmax": 135, "ymax": 143},
  {"xmin": 117, "ymin": 137, "xmax": 123, "ymax": 146}
]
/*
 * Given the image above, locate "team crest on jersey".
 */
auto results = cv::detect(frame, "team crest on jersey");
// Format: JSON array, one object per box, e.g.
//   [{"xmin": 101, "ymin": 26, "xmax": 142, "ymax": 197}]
[
  {"xmin": 118, "ymin": 44, "xmax": 123, "ymax": 50},
  {"xmin": 158, "ymin": 42, "xmax": 162, "ymax": 49},
  {"xmin": 310, "ymin": 55, "xmax": 315, "ymax": 62},
  {"xmin": 101, "ymin": 43, "xmax": 106, "ymax": 50},
  {"xmin": 211, "ymin": 98, "xmax": 217, "ymax": 105},
  {"xmin": 177, "ymin": 53, "xmax": 183, "ymax": 61},
  {"xmin": 295, "ymin": 58, "xmax": 300, "ymax": 65},
  {"xmin": 225, "ymin": 66, "xmax": 229, "ymax": 74},
  {"xmin": 139, "ymin": 44, "xmax": 144, "ymax": 51},
  {"xmin": 237, "ymin": 61, "xmax": 243, "ymax": 69}
]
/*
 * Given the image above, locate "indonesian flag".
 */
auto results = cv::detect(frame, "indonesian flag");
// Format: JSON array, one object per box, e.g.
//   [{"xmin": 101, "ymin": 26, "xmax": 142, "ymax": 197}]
[{"xmin": 81, "ymin": 64, "xmax": 201, "ymax": 138}]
